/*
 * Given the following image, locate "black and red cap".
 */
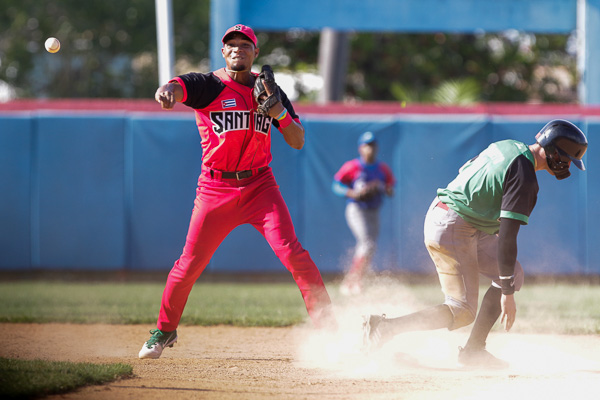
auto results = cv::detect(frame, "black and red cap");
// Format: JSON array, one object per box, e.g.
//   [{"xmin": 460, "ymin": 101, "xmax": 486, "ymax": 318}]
[{"xmin": 222, "ymin": 24, "xmax": 258, "ymax": 47}]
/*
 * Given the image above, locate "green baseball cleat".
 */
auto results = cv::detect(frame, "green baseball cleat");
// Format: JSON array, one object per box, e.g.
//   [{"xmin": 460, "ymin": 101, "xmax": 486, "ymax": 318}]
[{"xmin": 139, "ymin": 329, "xmax": 178, "ymax": 359}]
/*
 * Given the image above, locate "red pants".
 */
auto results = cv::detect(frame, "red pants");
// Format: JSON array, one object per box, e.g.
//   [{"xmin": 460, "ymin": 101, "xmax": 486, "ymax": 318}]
[{"xmin": 157, "ymin": 166, "xmax": 332, "ymax": 331}]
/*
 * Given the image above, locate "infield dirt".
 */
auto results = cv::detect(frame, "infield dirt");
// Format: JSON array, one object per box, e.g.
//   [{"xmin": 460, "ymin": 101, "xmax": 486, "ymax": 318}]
[{"xmin": 1, "ymin": 322, "xmax": 600, "ymax": 399}]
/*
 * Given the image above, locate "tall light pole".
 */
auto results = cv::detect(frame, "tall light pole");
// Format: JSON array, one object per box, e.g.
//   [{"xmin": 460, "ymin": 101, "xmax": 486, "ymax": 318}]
[{"xmin": 155, "ymin": 0, "xmax": 175, "ymax": 85}]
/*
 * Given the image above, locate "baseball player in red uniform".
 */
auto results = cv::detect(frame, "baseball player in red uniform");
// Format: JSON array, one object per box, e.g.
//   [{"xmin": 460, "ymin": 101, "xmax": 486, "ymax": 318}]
[
  {"xmin": 333, "ymin": 132, "xmax": 395, "ymax": 295},
  {"xmin": 139, "ymin": 24, "xmax": 334, "ymax": 359}
]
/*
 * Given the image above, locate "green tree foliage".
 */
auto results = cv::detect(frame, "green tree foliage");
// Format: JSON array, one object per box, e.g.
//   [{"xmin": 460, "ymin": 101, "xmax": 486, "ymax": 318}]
[
  {"xmin": 254, "ymin": 29, "xmax": 323, "ymax": 101},
  {"xmin": 0, "ymin": 0, "xmax": 209, "ymax": 98},
  {"xmin": 0, "ymin": 1, "xmax": 577, "ymax": 103},
  {"xmin": 345, "ymin": 31, "xmax": 574, "ymax": 103}
]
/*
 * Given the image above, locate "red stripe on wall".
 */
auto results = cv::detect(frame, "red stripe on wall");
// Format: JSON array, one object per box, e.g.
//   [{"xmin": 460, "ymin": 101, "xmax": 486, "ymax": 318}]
[{"xmin": 3, "ymin": 99, "xmax": 600, "ymax": 116}]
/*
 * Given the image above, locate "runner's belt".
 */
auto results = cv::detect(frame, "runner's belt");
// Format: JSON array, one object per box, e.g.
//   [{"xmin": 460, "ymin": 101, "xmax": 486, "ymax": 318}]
[{"xmin": 436, "ymin": 201, "xmax": 449, "ymax": 211}]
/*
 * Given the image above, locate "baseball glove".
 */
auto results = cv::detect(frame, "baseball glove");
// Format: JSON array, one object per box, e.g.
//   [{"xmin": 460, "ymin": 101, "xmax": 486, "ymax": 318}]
[
  {"xmin": 357, "ymin": 181, "xmax": 382, "ymax": 201},
  {"xmin": 253, "ymin": 65, "xmax": 281, "ymax": 115}
]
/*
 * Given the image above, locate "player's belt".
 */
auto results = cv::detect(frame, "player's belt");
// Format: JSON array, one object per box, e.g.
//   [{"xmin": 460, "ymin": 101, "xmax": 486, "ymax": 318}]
[
  {"xmin": 208, "ymin": 167, "xmax": 265, "ymax": 180},
  {"xmin": 436, "ymin": 201, "xmax": 449, "ymax": 211}
]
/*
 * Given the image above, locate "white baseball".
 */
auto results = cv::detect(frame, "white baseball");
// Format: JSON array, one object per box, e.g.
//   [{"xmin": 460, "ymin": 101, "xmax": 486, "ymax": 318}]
[{"xmin": 45, "ymin": 37, "xmax": 60, "ymax": 53}]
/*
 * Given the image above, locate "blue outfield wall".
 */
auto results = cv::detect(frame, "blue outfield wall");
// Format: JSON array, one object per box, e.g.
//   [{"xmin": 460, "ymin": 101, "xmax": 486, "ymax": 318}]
[{"xmin": 0, "ymin": 111, "xmax": 598, "ymax": 275}]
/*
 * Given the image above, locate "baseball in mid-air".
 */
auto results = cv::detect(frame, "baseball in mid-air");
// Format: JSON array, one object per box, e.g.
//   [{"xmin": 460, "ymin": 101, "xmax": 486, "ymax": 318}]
[{"xmin": 45, "ymin": 37, "xmax": 61, "ymax": 53}]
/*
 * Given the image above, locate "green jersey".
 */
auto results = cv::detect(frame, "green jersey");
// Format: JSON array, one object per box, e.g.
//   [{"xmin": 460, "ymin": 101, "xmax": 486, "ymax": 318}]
[{"xmin": 437, "ymin": 139, "xmax": 538, "ymax": 235}]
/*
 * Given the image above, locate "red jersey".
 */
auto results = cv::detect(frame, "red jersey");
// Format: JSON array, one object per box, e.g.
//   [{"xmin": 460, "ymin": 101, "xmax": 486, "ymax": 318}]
[{"xmin": 171, "ymin": 68, "xmax": 299, "ymax": 172}]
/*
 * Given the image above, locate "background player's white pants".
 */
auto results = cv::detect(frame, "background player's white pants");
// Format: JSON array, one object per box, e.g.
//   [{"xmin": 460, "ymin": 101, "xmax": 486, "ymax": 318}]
[{"xmin": 345, "ymin": 202, "xmax": 379, "ymax": 262}]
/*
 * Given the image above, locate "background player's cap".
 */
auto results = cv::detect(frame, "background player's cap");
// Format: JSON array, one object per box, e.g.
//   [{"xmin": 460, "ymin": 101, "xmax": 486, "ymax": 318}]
[
  {"xmin": 222, "ymin": 24, "xmax": 258, "ymax": 47},
  {"xmin": 358, "ymin": 131, "xmax": 376, "ymax": 145}
]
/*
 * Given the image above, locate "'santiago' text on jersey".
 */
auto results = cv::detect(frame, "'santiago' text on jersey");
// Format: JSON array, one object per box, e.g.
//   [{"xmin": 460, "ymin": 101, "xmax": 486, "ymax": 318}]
[{"xmin": 211, "ymin": 111, "xmax": 272, "ymax": 136}]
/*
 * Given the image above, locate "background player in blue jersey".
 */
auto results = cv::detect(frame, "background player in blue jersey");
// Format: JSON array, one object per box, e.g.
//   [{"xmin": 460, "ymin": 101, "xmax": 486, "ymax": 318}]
[
  {"xmin": 363, "ymin": 120, "xmax": 587, "ymax": 368},
  {"xmin": 333, "ymin": 132, "xmax": 395, "ymax": 295}
]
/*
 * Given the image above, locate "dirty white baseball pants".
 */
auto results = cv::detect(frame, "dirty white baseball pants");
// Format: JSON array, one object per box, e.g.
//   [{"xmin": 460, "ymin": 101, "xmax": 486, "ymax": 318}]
[{"xmin": 423, "ymin": 197, "xmax": 524, "ymax": 330}]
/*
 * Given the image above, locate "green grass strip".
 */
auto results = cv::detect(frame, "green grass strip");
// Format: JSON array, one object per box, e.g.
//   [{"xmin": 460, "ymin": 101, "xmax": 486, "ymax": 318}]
[
  {"xmin": 0, "ymin": 281, "xmax": 307, "ymax": 326},
  {"xmin": 510, "ymin": 283, "xmax": 600, "ymax": 334},
  {"xmin": 0, "ymin": 281, "xmax": 599, "ymax": 333},
  {"xmin": 0, "ymin": 357, "xmax": 132, "ymax": 399}
]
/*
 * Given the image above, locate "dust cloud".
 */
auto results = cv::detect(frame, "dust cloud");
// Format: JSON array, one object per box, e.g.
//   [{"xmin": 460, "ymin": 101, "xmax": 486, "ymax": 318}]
[
  {"xmin": 293, "ymin": 276, "xmax": 600, "ymax": 387},
  {"xmin": 294, "ymin": 276, "xmax": 456, "ymax": 378}
]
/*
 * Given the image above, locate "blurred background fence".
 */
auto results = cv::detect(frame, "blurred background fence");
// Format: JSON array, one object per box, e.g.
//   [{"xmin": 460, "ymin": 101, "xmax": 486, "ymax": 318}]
[
  {"xmin": 1, "ymin": 101, "xmax": 598, "ymax": 275},
  {"xmin": 3, "ymin": 0, "xmax": 600, "ymax": 277}
]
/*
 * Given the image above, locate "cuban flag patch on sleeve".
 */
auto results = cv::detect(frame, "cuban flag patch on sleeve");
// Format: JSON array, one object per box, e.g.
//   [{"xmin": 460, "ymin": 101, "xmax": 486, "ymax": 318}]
[{"xmin": 222, "ymin": 99, "xmax": 237, "ymax": 108}]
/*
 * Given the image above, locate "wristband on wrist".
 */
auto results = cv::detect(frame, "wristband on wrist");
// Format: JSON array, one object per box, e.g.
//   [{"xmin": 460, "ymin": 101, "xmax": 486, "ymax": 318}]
[
  {"xmin": 499, "ymin": 275, "xmax": 515, "ymax": 295},
  {"xmin": 275, "ymin": 109, "xmax": 288, "ymax": 121},
  {"xmin": 277, "ymin": 110, "xmax": 293, "ymax": 128}
]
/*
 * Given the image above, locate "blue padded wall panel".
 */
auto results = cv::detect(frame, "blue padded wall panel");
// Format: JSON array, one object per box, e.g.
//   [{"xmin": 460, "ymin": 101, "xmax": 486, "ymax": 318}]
[
  {"xmin": 0, "ymin": 112, "xmax": 597, "ymax": 275},
  {"xmin": 35, "ymin": 115, "xmax": 126, "ymax": 268},
  {"xmin": 128, "ymin": 116, "xmax": 202, "ymax": 270},
  {"xmin": 0, "ymin": 116, "xmax": 32, "ymax": 268}
]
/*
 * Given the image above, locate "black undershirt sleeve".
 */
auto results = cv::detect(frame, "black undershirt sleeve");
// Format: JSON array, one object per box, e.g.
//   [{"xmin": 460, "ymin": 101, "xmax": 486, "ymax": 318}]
[
  {"xmin": 177, "ymin": 72, "xmax": 225, "ymax": 110},
  {"xmin": 500, "ymin": 155, "xmax": 538, "ymax": 220},
  {"xmin": 497, "ymin": 154, "xmax": 537, "ymax": 295},
  {"xmin": 497, "ymin": 217, "xmax": 521, "ymax": 295}
]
